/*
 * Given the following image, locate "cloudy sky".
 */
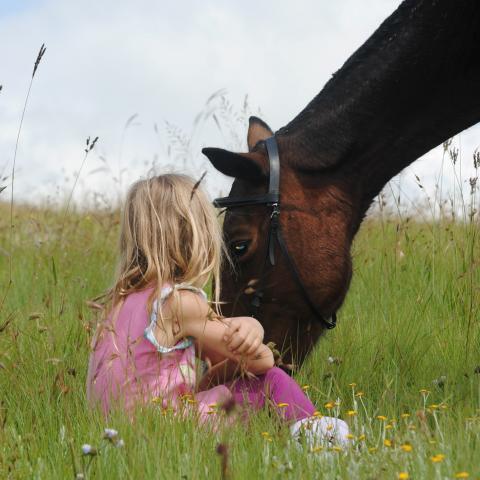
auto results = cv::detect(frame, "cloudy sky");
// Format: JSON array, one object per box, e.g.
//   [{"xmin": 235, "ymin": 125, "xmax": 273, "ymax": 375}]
[{"xmin": 1, "ymin": 0, "xmax": 478, "ymax": 214}]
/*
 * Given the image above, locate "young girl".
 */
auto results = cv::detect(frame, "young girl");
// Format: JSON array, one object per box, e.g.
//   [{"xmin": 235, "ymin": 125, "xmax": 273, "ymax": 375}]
[{"xmin": 86, "ymin": 174, "xmax": 349, "ymax": 446}]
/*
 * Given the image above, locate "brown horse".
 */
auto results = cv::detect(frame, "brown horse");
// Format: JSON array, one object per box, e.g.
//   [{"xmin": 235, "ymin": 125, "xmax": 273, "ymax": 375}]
[{"xmin": 202, "ymin": 0, "xmax": 480, "ymax": 367}]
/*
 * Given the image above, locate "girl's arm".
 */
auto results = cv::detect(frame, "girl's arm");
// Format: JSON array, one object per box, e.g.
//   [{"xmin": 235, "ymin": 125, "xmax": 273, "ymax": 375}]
[{"xmin": 175, "ymin": 291, "xmax": 274, "ymax": 375}]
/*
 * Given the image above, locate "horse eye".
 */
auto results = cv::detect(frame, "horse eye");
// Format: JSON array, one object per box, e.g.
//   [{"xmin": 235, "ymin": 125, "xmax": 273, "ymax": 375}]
[{"xmin": 231, "ymin": 240, "xmax": 250, "ymax": 258}]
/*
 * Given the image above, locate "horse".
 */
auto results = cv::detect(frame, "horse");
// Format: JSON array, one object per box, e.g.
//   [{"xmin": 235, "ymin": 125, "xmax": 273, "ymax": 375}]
[{"xmin": 202, "ymin": 0, "xmax": 480, "ymax": 367}]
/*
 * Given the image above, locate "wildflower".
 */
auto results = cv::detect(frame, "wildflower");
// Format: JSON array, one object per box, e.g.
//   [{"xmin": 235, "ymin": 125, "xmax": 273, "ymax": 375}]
[
  {"xmin": 81, "ymin": 444, "xmax": 97, "ymax": 456},
  {"xmin": 398, "ymin": 473, "xmax": 409, "ymax": 480},
  {"xmin": 326, "ymin": 424, "xmax": 333, "ymax": 431},
  {"xmin": 358, "ymin": 434, "xmax": 366, "ymax": 441},
  {"xmin": 383, "ymin": 439, "xmax": 392, "ymax": 447},
  {"xmin": 311, "ymin": 446, "xmax": 323, "ymax": 453},
  {"xmin": 324, "ymin": 402, "xmax": 335, "ymax": 410},
  {"xmin": 277, "ymin": 402, "xmax": 289, "ymax": 408},
  {"xmin": 312, "ymin": 411, "xmax": 323, "ymax": 418},
  {"xmin": 104, "ymin": 428, "xmax": 118, "ymax": 440},
  {"xmin": 455, "ymin": 472, "xmax": 469, "ymax": 478},
  {"xmin": 355, "ymin": 391, "xmax": 365, "ymax": 398},
  {"xmin": 208, "ymin": 403, "xmax": 218, "ymax": 408},
  {"xmin": 400, "ymin": 443, "xmax": 413, "ymax": 452},
  {"xmin": 408, "ymin": 424, "xmax": 416, "ymax": 431},
  {"xmin": 151, "ymin": 397, "xmax": 162, "ymax": 404},
  {"xmin": 368, "ymin": 447, "xmax": 377, "ymax": 453},
  {"xmin": 302, "ymin": 385, "xmax": 310, "ymax": 391},
  {"xmin": 261, "ymin": 432, "xmax": 272, "ymax": 442},
  {"xmin": 385, "ymin": 425, "xmax": 393, "ymax": 430},
  {"xmin": 75, "ymin": 474, "xmax": 85, "ymax": 480},
  {"xmin": 429, "ymin": 404, "xmax": 439, "ymax": 410},
  {"xmin": 348, "ymin": 383, "xmax": 357, "ymax": 388},
  {"xmin": 400, "ymin": 413, "xmax": 410, "ymax": 419},
  {"xmin": 331, "ymin": 446, "xmax": 342, "ymax": 452},
  {"xmin": 419, "ymin": 389, "xmax": 430, "ymax": 395},
  {"xmin": 430, "ymin": 454, "xmax": 445, "ymax": 463},
  {"xmin": 115, "ymin": 439, "xmax": 125, "ymax": 448},
  {"xmin": 377, "ymin": 415, "xmax": 387, "ymax": 421},
  {"xmin": 346, "ymin": 434, "xmax": 355, "ymax": 440},
  {"xmin": 347, "ymin": 410, "xmax": 357, "ymax": 417}
]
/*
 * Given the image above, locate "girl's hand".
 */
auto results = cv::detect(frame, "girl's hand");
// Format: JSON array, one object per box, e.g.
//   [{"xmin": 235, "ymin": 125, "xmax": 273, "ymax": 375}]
[{"xmin": 223, "ymin": 316, "xmax": 264, "ymax": 356}]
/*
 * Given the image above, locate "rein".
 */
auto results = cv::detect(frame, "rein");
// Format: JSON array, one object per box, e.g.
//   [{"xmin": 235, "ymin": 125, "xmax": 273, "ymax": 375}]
[{"xmin": 214, "ymin": 136, "xmax": 337, "ymax": 330}]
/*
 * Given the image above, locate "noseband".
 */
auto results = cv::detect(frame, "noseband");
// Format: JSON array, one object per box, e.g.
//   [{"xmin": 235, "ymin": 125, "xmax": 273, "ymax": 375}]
[{"xmin": 213, "ymin": 136, "xmax": 337, "ymax": 330}]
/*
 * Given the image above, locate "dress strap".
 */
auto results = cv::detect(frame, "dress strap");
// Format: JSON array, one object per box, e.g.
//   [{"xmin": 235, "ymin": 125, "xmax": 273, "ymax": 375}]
[{"xmin": 143, "ymin": 283, "xmax": 207, "ymax": 353}]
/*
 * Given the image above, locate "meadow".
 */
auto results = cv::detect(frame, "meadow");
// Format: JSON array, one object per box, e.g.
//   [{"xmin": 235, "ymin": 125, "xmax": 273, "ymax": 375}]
[{"xmin": 0, "ymin": 183, "xmax": 478, "ymax": 479}]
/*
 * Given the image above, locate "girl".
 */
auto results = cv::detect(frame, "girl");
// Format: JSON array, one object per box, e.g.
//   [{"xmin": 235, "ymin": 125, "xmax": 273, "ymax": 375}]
[{"xmin": 86, "ymin": 174, "xmax": 349, "ymax": 446}]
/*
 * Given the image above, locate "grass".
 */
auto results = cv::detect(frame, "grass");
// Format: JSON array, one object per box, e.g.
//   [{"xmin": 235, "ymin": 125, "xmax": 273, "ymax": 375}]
[{"xmin": 0, "ymin": 198, "xmax": 478, "ymax": 479}]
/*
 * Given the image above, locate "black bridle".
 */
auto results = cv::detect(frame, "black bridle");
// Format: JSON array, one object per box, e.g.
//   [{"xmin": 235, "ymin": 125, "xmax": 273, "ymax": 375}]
[{"xmin": 213, "ymin": 136, "xmax": 337, "ymax": 330}]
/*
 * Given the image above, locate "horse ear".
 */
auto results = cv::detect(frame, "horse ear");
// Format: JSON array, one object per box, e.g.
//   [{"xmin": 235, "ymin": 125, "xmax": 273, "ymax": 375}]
[
  {"xmin": 202, "ymin": 148, "xmax": 267, "ymax": 180},
  {"xmin": 247, "ymin": 116, "xmax": 273, "ymax": 152}
]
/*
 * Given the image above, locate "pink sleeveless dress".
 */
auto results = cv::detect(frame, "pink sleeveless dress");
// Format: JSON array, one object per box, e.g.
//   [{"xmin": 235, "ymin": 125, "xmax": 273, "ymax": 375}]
[{"xmin": 86, "ymin": 284, "xmax": 232, "ymax": 420}]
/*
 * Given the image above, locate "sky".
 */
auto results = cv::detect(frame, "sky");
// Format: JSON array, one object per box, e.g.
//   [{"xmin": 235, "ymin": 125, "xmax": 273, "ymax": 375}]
[{"xmin": 0, "ymin": 0, "xmax": 478, "ymax": 215}]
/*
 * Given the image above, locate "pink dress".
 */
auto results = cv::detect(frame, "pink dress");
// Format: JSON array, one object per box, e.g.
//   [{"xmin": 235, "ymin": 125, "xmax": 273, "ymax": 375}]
[{"xmin": 86, "ymin": 284, "xmax": 232, "ymax": 420}]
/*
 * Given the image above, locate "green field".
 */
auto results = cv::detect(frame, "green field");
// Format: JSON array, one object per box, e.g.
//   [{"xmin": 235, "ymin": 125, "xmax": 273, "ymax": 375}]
[{"xmin": 0, "ymin": 200, "xmax": 479, "ymax": 479}]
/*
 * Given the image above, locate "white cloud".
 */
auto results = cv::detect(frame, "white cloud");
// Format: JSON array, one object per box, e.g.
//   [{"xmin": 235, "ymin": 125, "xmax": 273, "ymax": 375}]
[{"xmin": 0, "ymin": 0, "xmax": 478, "ymax": 214}]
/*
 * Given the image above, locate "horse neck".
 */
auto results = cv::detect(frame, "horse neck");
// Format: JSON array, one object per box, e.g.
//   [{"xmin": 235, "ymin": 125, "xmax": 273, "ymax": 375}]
[{"xmin": 280, "ymin": 0, "xmax": 480, "ymax": 214}]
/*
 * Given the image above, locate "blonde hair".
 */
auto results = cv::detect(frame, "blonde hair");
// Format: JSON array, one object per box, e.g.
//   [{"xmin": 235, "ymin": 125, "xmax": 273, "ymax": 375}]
[{"xmin": 102, "ymin": 173, "xmax": 225, "ymax": 314}]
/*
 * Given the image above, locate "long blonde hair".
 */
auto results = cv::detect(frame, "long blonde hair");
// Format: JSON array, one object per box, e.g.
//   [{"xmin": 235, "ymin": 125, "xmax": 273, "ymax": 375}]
[{"xmin": 102, "ymin": 174, "xmax": 225, "ymax": 314}]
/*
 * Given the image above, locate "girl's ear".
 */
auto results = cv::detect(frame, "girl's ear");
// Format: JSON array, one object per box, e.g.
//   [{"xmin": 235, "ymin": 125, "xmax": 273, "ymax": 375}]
[
  {"xmin": 202, "ymin": 148, "xmax": 267, "ymax": 181},
  {"xmin": 247, "ymin": 116, "xmax": 273, "ymax": 152}
]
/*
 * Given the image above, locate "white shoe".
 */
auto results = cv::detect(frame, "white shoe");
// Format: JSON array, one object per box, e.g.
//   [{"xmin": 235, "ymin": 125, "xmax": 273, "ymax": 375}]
[{"xmin": 290, "ymin": 416, "xmax": 350, "ymax": 447}]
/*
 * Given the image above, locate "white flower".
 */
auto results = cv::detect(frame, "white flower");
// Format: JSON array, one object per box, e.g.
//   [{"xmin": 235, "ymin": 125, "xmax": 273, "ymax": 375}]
[
  {"xmin": 75, "ymin": 474, "xmax": 85, "ymax": 480},
  {"xmin": 104, "ymin": 428, "xmax": 118, "ymax": 439},
  {"xmin": 115, "ymin": 439, "xmax": 125, "ymax": 448},
  {"xmin": 81, "ymin": 444, "xmax": 97, "ymax": 456}
]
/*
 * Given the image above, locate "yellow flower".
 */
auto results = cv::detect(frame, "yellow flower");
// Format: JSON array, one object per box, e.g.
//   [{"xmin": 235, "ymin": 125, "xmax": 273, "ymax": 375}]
[
  {"xmin": 430, "ymin": 453, "xmax": 445, "ymax": 463},
  {"xmin": 261, "ymin": 432, "xmax": 272, "ymax": 442},
  {"xmin": 324, "ymin": 402, "xmax": 335, "ymax": 410},
  {"xmin": 429, "ymin": 404, "xmax": 439, "ymax": 410},
  {"xmin": 358, "ymin": 434, "xmax": 366, "ymax": 441},
  {"xmin": 384, "ymin": 439, "xmax": 392, "ymax": 447},
  {"xmin": 419, "ymin": 389, "xmax": 430, "ymax": 395},
  {"xmin": 151, "ymin": 397, "xmax": 162, "ymax": 404},
  {"xmin": 313, "ymin": 411, "xmax": 323, "ymax": 418},
  {"xmin": 401, "ymin": 413, "xmax": 410, "ymax": 419},
  {"xmin": 302, "ymin": 385, "xmax": 310, "ymax": 391},
  {"xmin": 368, "ymin": 447, "xmax": 377, "ymax": 453},
  {"xmin": 398, "ymin": 473, "xmax": 409, "ymax": 480},
  {"xmin": 331, "ymin": 446, "xmax": 342, "ymax": 452},
  {"xmin": 348, "ymin": 383, "xmax": 357, "ymax": 388},
  {"xmin": 208, "ymin": 403, "xmax": 217, "ymax": 408},
  {"xmin": 377, "ymin": 415, "xmax": 388, "ymax": 421},
  {"xmin": 347, "ymin": 410, "xmax": 357, "ymax": 416},
  {"xmin": 311, "ymin": 446, "xmax": 323, "ymax": 453},
  {"xmin": 455, "ymin": 472, "xmax": 469, "ymax": 478},
  {"xmin": 429, "ymin": 439, "xmax": 437, "ymax": 445},
  {"xmin": 400, "ymin": 443, "xmax": 413, "ymax": 452},
  {"xmin": 355, "ymin": 391, "xmax": 365, "ymax": 397},
  {"xmin": 385, "ymin": 425, "xmax": 393, "ymax": 430},
  {"xmin": 346, "ymin": 434, "xmax": 355, "ymax": 440},
  {"xmin": 277, "ymin": 402, "xmax": 289, "ymax": 408},
  {"xmin": 326, "ymin": 424, "xmax": 334, "ymax": 431},
  {"xmin": 408, "ymin": 424, "xmax": 416, "ymax": 431}
]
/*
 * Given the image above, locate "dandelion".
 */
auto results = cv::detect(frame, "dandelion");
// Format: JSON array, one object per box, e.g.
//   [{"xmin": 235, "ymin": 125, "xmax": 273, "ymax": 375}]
[
  {"xmin": 311, "ymin": 446, "xmax": 323, "ymax": 453},
  {"xmin": 401, "ymin": 413, "xmax": 410, "ymax": 419},
  {"xmin": 398, "ymin": 473, "xmax": 409, "ymax": 480},
  {"xmin": 430, "ymin": 454, "xmax": 445, "ymax": 463},
  {"xmin": 377, "ymin": 415, "xmax": 387, "ymax": 421},
  {"xmin": 312, "ymin": 411, "xmax": 323, "ymax": 418},
  {"xmin": 324, "ymin": 402, "xmax": 335, "ymax": 410},
  {"xmin": 346, "ymin": 434, "xmax": 355, "ymax": 440},
  {"xmin": 358, "ymin": 434, "xmax": 366, "ymax": 441},
  {"xmin": 383, "ymin": 439, "xmax": 392, "ymax": 447},
  {"xmin": 81, "ymin": 444, "xmax": 97, "ymax": 456},
  {"xmin": 331, "ymin": 446, "xmax": 343, "ymax": 452},
  {"xmin": 104, "ymin": 428, "xmax": 118, "ymax": 440},
  {"xmin": 347, "ymin": 410, "xmax": 357, "ymax": 417},
  {"xmin": 455, "ymin": 472, "xmax": 469, "ymax": 478},
  {"xmin": 261, "ymin": 432, "xmax": 272, "ymax": 442},
  {"xmin": 302, "ymin": 385, "xmax": 310, "ymax": 391},
  {"xmin": 355, "ymin": 391, "xmax": 365, "ymax": 398},
  {"xmin": 429, "ymin": 404, "xmax": 439, "ymax": 410},
  {"xmin": 400, "ymin": 443, "xmax": 413, "ymax": 452}
]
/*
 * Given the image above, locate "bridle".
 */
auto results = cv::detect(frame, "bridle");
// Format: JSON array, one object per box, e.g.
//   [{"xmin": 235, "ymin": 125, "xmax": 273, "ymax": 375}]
[{"xmin": 213, "ymin": 136, "xmax": 337, "ymax": 330}]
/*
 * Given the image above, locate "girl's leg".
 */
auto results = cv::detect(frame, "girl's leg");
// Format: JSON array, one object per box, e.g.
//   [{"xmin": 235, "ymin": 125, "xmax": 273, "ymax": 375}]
[{"xmin": 227, "ymin": 367, "xmax": 316, "ymax": 421}]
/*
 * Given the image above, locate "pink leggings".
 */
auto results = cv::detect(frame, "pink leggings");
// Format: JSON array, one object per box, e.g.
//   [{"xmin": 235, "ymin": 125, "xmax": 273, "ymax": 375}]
[{"xmin": 225, "ymin": 367, "xmax": 316, "ymax": 422}]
